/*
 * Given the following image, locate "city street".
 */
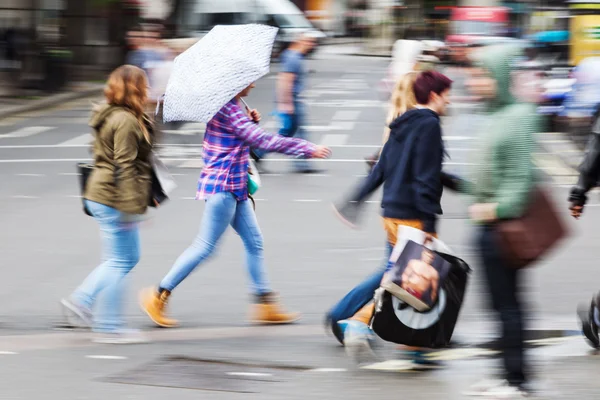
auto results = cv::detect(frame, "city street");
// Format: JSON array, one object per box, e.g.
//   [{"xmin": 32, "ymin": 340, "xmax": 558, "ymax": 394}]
[{"xmin": 1, "ymin": 47, "xmax": 599, "ymax": 399}]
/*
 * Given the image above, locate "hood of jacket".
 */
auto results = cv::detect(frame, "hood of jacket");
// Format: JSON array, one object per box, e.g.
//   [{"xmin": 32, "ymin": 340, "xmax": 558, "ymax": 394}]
[
  {"xmin": 388, "ymin": 108, "xmax": 440, "ymax": 141},
  {"xmin": 89, "ymin": 103, "xmax": 124, "ymax": 131},
  {"xmin": 472, "ymin": 43, "xmax": 524, "ymax": 110}
]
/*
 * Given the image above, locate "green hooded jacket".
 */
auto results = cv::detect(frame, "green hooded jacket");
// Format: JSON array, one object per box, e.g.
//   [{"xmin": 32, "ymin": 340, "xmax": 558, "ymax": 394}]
[
  {"xmin": 85, "ymin": 104, "xmax": 153, "ymax": 215},
  {"xmin": 465, "ymin": 43, "xmax": 540, "ymax": 219}
]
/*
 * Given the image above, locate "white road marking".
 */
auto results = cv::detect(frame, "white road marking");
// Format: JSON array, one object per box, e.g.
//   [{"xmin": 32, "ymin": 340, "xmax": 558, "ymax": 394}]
[
  {"xmin": 0, "ymin": 158, "xmax": 476, "ymax": 165},
  {"xmin": 86, "ymin": 355, "xmax": 128, "ymax": 360},
  {"xmin": 11, "ymin": 195, "xmax": 38, "ymax": 199},
  {"xmin": 66, "ymin": 195, "xmax": 82, "ymax": 199},
  {"xmin": 332, "ymin": 110, "xmax": 360, "ymax": 121},
  {"xmin": 293, "ymin": 199, "xmax": 322, "ymax": 203},
  {"xmin": 360, "ymin": 360, "xmax": 416, "ymax": 371},
  {"xmin": 180, "ymin": 197, "xmax": 196, "ymax": 200},
  {"xmin": 309, "ymin": 368, "xmax": 347, "ymax": 373},
  {"xmin": 0, "ymin": 126, "xmax": 54, "ymax": 138},
  {"xmin": 0, "ymin": 351, "xmax": 18, "ymax": 355},
  {"xmin": 162, "ymin": 129, "xmax": 202, "ymax": 135},
  {"xmin": 170, "ymin": 173, "xmax": 187, "ymax": 176},
  {"xmin": 226, "ymin": 372, "xmax": 273, "ymax": 377},
  {"xmin": 59, "ymin": 172, "xmax": 81, "ymax": 176},
  {"xmin": 16, "ymin": 173, "xmax": 45, "ymax": 177},
  {"xmin": 58, "ymin": 134, "xmax": 93, "ymax": 147},
  {"xmin": 443, "ymin": 136, "xmax": 474, "ymax": 141},
  {"xmin": 178, "ymin": 160, "xmax": 204, "ymax": 169},
  {"xmin": 320, "ymin": 134, "xmax": 348, "ymax": 146}
]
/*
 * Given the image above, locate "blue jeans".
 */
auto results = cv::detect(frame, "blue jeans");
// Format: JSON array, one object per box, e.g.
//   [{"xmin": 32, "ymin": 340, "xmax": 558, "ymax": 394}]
[
  {"xmin": 72, "ymin": 200, "xmax": 141, "ymax": 333},
  {"xmin": 327, "ymin": 242, "xmax": 394, "ymax": 326},
  {"xmin": 159, "ymin": 192, "xmax": 271, "ymax": 295},
  {"xmin": 254, "ymin": 102, "xmax": 310, "ymax": 171}
]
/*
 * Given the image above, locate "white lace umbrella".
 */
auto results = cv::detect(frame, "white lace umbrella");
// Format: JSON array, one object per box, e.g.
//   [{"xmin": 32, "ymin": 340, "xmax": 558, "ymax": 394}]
[{"xmin": 162, "ymin": 24, "xmax": 278, "ymax": 123}]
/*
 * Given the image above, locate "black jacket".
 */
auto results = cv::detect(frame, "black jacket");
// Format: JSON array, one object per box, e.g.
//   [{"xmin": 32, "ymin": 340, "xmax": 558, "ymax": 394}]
[
  {"xmin": 351, "ymin": 108, "xmax": 444, "ymax": 233},
  {"xmin": 570, "ymin": 116, "xmax": 600, "ymax": 206}
]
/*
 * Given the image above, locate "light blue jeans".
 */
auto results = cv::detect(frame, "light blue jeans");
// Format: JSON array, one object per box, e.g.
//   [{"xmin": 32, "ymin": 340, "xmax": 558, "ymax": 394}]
[
  {"xmin": 72, "ymin": 200, "xmax": 141, "ymax": 333},
  {"xmin": 159, "ymin": 192, "xmax": 271, "ymax": 295},
  {"xmin": 254, "ymin": 101, "xmax": 310, "ymax": 171}
]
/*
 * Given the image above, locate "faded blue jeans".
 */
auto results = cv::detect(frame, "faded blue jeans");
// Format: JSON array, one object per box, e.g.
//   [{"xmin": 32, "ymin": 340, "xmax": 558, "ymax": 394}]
[
  {"xmin": 254, "ymin": 102, "xmax": 310, "ymax": 171},
  {"xmin": 326, "ymin": 242, "xmax": 394, "ymax": 342},
  {"xmin": 72, "ymin": 200, "xmax": 141, "ymax": 333},
  {"xmin": 159, "ymin": 192, "xmax": 271, "ymax": 295}
]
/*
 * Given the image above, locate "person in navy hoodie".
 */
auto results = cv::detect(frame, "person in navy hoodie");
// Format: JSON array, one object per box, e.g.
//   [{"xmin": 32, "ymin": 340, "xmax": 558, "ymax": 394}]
[{"xmin": 328, "ymin": 70, "xmax": 452, "ymax": 365}]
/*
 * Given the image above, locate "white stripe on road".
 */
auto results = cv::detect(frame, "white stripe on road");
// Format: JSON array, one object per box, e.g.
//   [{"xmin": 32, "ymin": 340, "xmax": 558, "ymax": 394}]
[
  {"xmin": 58, "ymin": 134, "xmax": 92, "ymax": 147},
  {"xmin": 0, "ymin": 126, "xmax": 54, "ymax": 138},
  {"xmin": 0, "ymin": 158, "xmax": 476, "ymax": 165},
  {"xmin": 0, "ymin": 351, "xmax": 18, "ymax": 355},
  {"xmin": 86, "ymin": 355, "xmax": 128, "ymax": 360},
  {"xmin": 320, "ymin": 134, "xmax": 348, "ymax": 146},
  {"xmin": 11, "ymin": 195, "xmax": 38, "ymax": 199},
  {"xmin": 226, "ymin": 372, "xmax": 273, "ymax": 377},
  {"xmin": 16, "ymin": 173, "xmax": 45, "ymax": 177},
  {"xmin": 332, "ymin": 110, "xmax": 361, "ymax": 121},
  {"xmin": 162, "ymin": 129, "xmax": 202, "ymax": 135},
  {"xmin": 293, "ymin": 199, "xmax": 322, "ymax": 203},
  {"xmin": 309, "ymin": 368, "xmax": 347, "ymax": 373}
]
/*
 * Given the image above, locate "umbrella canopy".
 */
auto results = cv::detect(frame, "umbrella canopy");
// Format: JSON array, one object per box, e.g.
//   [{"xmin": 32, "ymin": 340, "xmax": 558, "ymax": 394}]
[{"xmin": 163, "ymin": 24, "xmax": 278, "ymax": 123}]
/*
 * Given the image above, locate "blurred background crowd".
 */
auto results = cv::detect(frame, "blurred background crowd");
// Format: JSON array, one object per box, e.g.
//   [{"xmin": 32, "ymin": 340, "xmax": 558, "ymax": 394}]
[{"xmin": 2, "ymin": 0, "xmax": 600, "ymax": 144}]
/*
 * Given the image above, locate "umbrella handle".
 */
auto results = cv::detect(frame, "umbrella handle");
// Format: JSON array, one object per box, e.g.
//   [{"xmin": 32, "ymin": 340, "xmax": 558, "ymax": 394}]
[
  {"xmin": 239, "ymin": 98, "xmax": 259, "ymax": 125},
  {"xmin": 239, "ymin": 97, "xmax": 251, "ymax": 112}
]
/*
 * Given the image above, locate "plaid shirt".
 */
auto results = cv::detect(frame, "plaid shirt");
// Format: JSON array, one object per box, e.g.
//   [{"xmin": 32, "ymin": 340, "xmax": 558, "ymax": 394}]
[{"xmin": 197, "ymin": 99, "xmax": 316, "ymax": 201}]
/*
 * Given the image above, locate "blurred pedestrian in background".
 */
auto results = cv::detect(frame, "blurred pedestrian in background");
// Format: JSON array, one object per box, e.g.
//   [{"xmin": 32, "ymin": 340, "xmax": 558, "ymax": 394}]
[
  {"xmin": 450, "ymin": 43, "xmax": 541, "ymax": 398},
  {"xmin": 328, "ymin": 71, "xmax": 452, "ymax": 366},
  {"xmin": 61, "ymin": 65, "xmax": 156, "ymax": 344},
  {"xmin": 251, "ymin": 33, "xmax": 319, "ymax": 173},
  {"xmin": 569, "ymin": 110, "xmax": 600, "ymax": 349},
  {"xmin": 140, "ymin": 81, "xmax": 331, "ymax": 328}
]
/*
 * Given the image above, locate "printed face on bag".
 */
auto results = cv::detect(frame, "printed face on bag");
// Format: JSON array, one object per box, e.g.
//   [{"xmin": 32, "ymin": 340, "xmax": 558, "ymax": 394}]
[{"xmin": 401, "ymin": 250, "xmax": 440, "ymax": 303}]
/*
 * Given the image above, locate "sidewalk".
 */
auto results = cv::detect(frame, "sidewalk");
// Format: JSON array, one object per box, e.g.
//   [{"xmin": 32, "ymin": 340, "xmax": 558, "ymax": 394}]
[{"xmin": 0, "ymin": 82, "xmax": 104, "ymax": 120}]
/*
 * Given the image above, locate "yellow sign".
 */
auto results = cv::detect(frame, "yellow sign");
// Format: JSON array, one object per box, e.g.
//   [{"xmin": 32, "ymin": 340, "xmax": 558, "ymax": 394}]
[{"xmin": 571, "ymin": 15, "xmax": 600, "ymax": 65}]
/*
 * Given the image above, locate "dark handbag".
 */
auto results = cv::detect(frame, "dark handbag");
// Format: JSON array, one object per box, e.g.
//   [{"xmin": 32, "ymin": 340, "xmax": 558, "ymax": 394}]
[
  {"xmin": 371, "ymin": 251, "xmax": 471, "ymax": 348},
  {"xmin": 147, "ymin": 152, "xmax": 176, "ymax": 207},
  {"xmin": 496, "ymin": 186, "xmax": 568, "ymax": 269},
  {"xmin": 77, "ymin": 163, "xmax": 94, "ymax": 216}
]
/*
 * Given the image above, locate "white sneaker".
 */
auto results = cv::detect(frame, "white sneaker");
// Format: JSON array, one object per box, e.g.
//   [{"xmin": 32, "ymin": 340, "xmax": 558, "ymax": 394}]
[
  {"xmin": 93, "ymin": 329, "xmax": 148, "ymax": 345},
  {"xmin": 60, "ymin": 298, "xmax": 93, "ymax": 329},
  {"xmin": 342, "ymin": 320, "xmax": 378, "ymax": 365},
  {"xmin": 464, "ymin": 379, "xmax": 529, "ymax": 398}
]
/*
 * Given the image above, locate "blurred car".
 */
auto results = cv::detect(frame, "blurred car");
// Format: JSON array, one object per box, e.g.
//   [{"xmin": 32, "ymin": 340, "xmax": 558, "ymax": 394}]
[{"xmin": 174, "ymin": 0, "xmax": 326, "ymax": 60}]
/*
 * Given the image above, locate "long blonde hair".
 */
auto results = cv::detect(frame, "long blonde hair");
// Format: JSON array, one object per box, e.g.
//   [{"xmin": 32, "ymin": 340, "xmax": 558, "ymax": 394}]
[
  {"xmin": 382, "ymin": 72, "xmax": 418, "ymax": 144},
  {"xmin": 104, "ymin": 65, "xmax": 151, "ymax": 143}
]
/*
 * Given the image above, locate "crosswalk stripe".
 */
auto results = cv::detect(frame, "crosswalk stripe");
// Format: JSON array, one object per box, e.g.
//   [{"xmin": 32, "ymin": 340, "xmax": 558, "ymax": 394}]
[
  {"xmin": 320, "ymin": 133, "xmax": 348, "ymax": 146},
  {"xmin": 58, "ymin": 133, "xmax": 93, "ymax": 146},
  {"xmin": 0, "ymin": 126, "xmax": 54, "ymax": 138},
  {"xmin": 331, "ymin": 110, "xmax": 361, "ymax": 121}
]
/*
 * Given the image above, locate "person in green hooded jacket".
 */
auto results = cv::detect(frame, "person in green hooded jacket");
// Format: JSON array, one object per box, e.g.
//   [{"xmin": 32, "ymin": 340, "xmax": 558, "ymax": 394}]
[{"xmin": 444, "ymin": 43, "xmax": 540, "ymax": 398}]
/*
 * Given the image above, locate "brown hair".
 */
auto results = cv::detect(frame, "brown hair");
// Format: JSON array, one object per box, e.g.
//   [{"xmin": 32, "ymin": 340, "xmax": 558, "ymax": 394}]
[{"xmin": 104, "ymin": 65, "xmax": 151, "ymax": 143}]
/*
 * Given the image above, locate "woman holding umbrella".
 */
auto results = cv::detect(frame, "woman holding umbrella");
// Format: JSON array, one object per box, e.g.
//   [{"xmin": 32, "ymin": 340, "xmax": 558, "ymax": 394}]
[{"xmin": 141, "ymin": 82, "xmax": 329, "ymax": 326}]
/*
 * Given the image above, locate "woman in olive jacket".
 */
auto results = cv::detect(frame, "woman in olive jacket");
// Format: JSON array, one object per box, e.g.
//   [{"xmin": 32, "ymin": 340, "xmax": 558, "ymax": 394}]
[{"xmin": 61, "ymin": 65, "xmax": 154, "ymax": 344}]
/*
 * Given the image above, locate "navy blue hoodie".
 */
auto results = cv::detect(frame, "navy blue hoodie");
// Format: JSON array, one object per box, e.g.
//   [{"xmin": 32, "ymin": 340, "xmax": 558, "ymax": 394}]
[{"xmin": 354, "ymin": 108, "xmax": 444, "ymax": 233}]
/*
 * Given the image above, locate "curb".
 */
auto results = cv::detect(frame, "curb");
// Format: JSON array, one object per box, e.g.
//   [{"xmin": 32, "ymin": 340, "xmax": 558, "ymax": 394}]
[{"xmin": 0, "ymin": 86, "xmax": 104, "ymax": 120}]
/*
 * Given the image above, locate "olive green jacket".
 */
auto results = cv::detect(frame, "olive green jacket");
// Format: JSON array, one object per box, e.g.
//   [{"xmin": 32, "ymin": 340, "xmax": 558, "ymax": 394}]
[{"xmin": 84, "ymin": 104, "xmax": 153, "ymax": 215}]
